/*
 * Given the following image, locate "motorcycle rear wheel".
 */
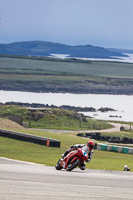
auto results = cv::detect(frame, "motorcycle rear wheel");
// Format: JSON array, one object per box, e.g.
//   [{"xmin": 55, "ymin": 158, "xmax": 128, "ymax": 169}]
[{"xmin": 66, "ymin": 159, "xmax": 80, "ymax": 171}]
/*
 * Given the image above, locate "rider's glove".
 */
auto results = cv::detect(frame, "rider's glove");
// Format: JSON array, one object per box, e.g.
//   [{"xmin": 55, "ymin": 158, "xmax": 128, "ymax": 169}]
[
  {"xmin": 70, "ymin": 145, "xmax": 74, "ymax": 148},
  {"xmin": 62, "ymin": 153, "xmax": 64, "ymax": 157},
  {"xmin": 70, "ymin": 145, "xmax": 78, "ymax": 150}
]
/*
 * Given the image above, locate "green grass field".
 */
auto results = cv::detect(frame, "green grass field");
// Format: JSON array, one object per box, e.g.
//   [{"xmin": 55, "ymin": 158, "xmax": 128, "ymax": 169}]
[
  {"xmin": 1, "ymin": 56, "xmax": 133, "ymax": 81},
  {"xmin": 0, "ymin": 57, "xmax": 133, "ymax": 78},
  {"xmin": 1, "ymin": 56, "xmax": 133, "ymax": 78},
  {"xmin": 0, "ymin": 129, "xmax": 133, "ymax": 171},
  {"xmin": 1, "ymin": 56, "xmax": 133, "ymax": 94}
]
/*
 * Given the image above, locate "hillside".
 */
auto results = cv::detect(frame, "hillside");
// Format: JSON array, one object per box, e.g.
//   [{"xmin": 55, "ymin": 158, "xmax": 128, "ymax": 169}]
[
  {"xmin": 108, "ymin": 48, "xmax": 133, "ymax": 54},
  {"xmin": 0, "ymin": 105, "xmax": 111, "ymax": 130},
  {"xmin": 0, "ymin": 41, "xmax": 127, "ymax": 59}
]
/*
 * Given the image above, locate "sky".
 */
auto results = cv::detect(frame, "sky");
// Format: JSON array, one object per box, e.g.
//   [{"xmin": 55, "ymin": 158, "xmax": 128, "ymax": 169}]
[{"xmin": 0, "ymin": 0, "xmax": 133, "ymax": 49}]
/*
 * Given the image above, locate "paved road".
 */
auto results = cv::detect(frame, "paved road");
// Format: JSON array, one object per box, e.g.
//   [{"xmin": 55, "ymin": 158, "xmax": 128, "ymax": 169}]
[
  {"xmin": 31, "ymin": 123, "xmax": 124, "ymax": 133},
  {"xmin": 0, "ymin": 157, "xmax": 133, "ymax": 200}
]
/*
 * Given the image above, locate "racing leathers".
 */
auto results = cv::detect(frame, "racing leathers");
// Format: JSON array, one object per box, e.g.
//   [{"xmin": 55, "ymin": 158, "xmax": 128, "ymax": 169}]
[{"xmin": 62, "ymin": 144, "xmax": 93, "ymax": 170}]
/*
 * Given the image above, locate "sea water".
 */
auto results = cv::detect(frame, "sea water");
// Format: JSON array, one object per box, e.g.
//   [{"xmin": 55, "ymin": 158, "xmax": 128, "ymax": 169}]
[{"xmin": 0, "ymin": 90, "xmax": 133, "ymax": 122}]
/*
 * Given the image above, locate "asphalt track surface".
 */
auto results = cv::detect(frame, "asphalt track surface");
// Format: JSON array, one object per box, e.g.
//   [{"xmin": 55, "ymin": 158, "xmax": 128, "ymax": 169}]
[
  {"xmin": 32, "ymin": 123, "xmax": 129, "ymax": 133},
  {"xmin": 0, "ymin": 157, "xmax": 133, "ymax": 200}
]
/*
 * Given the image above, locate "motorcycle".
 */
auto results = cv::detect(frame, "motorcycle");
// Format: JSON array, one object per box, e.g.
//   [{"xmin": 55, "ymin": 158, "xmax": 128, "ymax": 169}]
[{"xmin": 55, "ymin": 147, "xmax": 88, "ymax": 171}]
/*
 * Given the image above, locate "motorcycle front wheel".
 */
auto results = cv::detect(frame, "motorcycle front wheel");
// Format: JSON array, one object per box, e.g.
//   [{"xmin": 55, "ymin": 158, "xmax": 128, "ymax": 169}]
[
  {"xmin": 55, "ymin": 160, "xmax": 63, "ymax": 170},
  {"xmin": 66, "ymin": 159, "xmax": 80, "ymax": 171}
]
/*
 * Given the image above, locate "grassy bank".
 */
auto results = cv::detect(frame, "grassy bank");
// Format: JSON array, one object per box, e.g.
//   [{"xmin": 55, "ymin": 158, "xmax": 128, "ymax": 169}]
[
  {"xmin": 0, "ymin": 129, "xmax": 133, "ymax": 171},
  {"xmin": 0, "ymin": 105, "xmax": 112, "ymax": 130}
]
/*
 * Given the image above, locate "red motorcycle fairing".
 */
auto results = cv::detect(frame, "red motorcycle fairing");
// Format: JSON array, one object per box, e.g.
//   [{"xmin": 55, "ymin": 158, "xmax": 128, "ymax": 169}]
[{"xmin": 61, "ymin": 149, "xmax": 88, "ymax": 169}]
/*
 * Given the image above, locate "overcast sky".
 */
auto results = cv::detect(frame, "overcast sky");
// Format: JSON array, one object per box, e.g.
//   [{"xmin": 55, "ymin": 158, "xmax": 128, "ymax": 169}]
[{"xmin": 0, "ymin": 0, "xmax": 133, "ymax": 49}]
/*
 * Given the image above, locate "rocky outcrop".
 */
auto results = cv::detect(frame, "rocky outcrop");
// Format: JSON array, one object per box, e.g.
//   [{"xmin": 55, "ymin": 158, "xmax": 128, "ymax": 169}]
[
  {"xmin": 98, "ymin": 107, "xmax": 116, "ymax": 112},
  {"xmin": 0, "ymin": 102, "xmax": 116, "ymax": 113},
  {"xmin": 1, "ymin": 79, "xmax": 133, "ymax": 95}
]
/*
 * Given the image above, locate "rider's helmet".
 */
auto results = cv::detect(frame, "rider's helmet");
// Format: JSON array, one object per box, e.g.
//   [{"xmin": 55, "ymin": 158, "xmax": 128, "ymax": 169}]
[{"xmin": 87, "ymin": 141, "xmax": 95, "ymax": 150}]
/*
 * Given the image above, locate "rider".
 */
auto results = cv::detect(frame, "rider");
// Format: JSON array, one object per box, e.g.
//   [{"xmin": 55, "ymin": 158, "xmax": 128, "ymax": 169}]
[{"xmin": 62, "ymin": 140, "xmax": 95, "ymax": 170}]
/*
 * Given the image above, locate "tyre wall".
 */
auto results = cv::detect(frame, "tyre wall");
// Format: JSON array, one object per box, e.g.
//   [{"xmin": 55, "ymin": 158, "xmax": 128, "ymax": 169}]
[{"xmin": 0, "ymin": 129, "xmax": 61, "ymax": 148}]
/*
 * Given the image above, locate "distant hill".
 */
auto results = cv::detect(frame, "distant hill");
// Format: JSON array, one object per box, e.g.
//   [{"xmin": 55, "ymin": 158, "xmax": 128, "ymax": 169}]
[
  {"xmin": 0, "ymin": 41, "xmax": 127, "ymax": 59},
  {"xmin": 108, "ymin": 48, "xmax": 133, "ymax": 54}
]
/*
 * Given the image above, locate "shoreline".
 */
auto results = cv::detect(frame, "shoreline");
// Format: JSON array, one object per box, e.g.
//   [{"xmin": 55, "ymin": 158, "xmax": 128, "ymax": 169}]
[
  {"xmin": 0, "ymin": 90, "xmax": 133, "ymax": 122},
  {"xmin": 1, "ymin": 88, "xmax": 133, "ymax": 95}
]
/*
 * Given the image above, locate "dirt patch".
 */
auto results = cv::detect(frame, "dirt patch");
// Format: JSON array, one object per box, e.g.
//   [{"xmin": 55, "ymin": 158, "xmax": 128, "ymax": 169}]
[{"xmin": 0, "ymin": 118, "xmax": 25, "ymax": 130}]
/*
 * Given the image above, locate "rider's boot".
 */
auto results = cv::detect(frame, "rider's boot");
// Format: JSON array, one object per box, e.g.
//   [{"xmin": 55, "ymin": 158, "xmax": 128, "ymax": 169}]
[{"xmin": 78, "ymin": 162, "xmax": 86, "ymax": 170}]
